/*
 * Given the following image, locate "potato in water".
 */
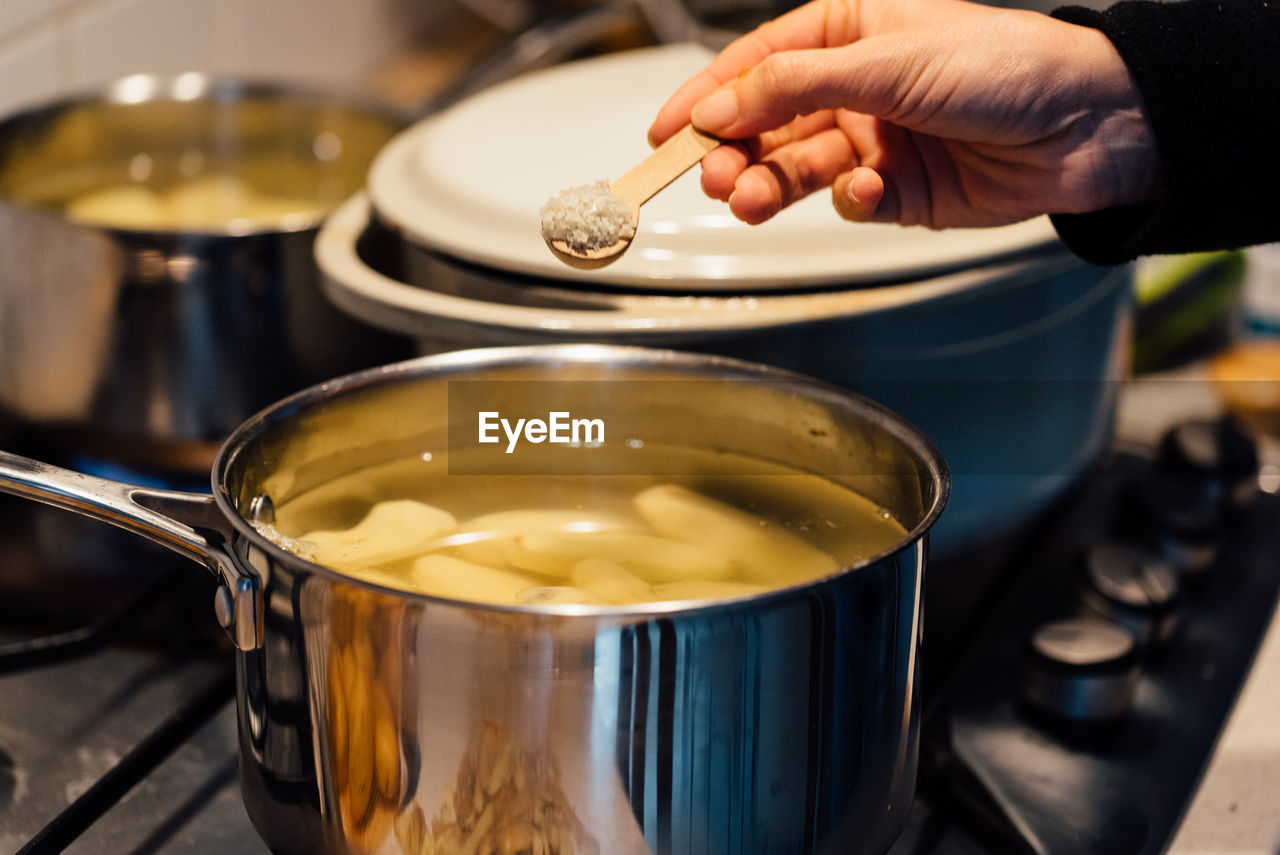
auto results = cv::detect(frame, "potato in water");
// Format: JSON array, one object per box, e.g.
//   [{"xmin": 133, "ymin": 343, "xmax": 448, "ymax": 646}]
[
  {"xmin": 66, "ymin": 174, "xmax": 327, "ymax": 230},
  {"xmin": 268, "ymin": 445, "xmax": 907, "ymax": 606}
]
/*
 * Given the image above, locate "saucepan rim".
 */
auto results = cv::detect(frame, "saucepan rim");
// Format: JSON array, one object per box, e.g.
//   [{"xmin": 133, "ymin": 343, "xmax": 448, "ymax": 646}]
[{"xmin": 212, "ymin": 343, "xmax": 950, "ymax": 616}]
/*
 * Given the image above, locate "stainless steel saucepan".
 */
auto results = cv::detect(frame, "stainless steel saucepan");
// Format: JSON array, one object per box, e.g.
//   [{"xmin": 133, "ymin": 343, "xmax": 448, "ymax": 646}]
[
  {"xmin": 0, "ymin": 74, "xmax": 411, "ymax": 472},
  {"xmin": 0, "ymin": 344, "xmax": 947, "ymax": 855}
]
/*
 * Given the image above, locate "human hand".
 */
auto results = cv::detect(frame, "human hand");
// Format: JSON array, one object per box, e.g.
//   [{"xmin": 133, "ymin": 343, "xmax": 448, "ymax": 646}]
[{"xmin": 649, "ymin": 0, "xmax": 1159, "ymax": 228}]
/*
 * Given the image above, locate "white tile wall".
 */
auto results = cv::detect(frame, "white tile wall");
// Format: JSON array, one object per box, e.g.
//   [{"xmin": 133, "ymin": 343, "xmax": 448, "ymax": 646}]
[
  {"xmin": 0, "ymin": 25, "xmax": 60, "ymax": 116},
  {"xmin": 0, "ymin": 0, "xmax": 445, "ymax": 116},
  {"xmin": 67, "ymin": 0, "xmax": 223, "ymax": 89},
  {"xmin": 0, "ymin": 0, "xmax": 65, "ymax": 42}
]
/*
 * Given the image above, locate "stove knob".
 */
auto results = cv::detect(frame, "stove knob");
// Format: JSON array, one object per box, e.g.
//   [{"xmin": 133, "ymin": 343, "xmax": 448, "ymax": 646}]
[
  {"xmin": 1078, "ymin": 544, "xmax": 1181, "ymax": 647},
  {"xmin": 1020, "ymin": 618, "xmax": 1140, "ymax": 723},
  {"xmin": 1157, "ymin": 417, "xmax": 1259, "ymax": 515},
  {"xmin": 1126, "ymin": 469, "xmax": 1221, "ymax": 576}
]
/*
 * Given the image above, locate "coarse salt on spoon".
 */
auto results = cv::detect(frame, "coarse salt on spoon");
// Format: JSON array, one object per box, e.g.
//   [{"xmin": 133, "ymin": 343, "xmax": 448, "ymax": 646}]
[{"xmin": 541, "ymin": 124, "xmax": 720, "ymax": 269}]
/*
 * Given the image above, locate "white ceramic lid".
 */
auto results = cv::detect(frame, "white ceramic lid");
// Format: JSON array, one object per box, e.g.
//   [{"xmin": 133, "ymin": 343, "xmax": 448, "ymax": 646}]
[{"xmin": 368, "ymin": 43, "xmax": 1060, "ymax": 291}]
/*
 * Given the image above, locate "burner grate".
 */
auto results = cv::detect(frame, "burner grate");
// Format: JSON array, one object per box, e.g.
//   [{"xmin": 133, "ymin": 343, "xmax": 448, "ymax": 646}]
[
  {"xmin": 0, "ymin": 497, "xmax": 251, "ymax": 854},
  {"xmin": 0, "ymin": 570, "xmax": 184, "ymax": 674},
  {"xmin": 16, "ymin": 672, "xmax": 235, "ymax": 855}
]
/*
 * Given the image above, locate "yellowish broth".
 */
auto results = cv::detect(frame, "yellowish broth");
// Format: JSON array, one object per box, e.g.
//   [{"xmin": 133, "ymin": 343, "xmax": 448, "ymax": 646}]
[
  {"xmin": 269, "ymin": 445, "xmax": 908, "ymax": 606},
  {"xmin": 62, "ymin": 174, "xmax": 327, "ymax": 230}
]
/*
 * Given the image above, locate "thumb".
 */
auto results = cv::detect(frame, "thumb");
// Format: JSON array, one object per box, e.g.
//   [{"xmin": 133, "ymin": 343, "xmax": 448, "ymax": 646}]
[
  {"xmin": 690, "ymin": 41, "xmax": 913, "ymax": 138},
  {"xmin": 832, "ymin": 167, "xmax": 892, "ymax": 223}
]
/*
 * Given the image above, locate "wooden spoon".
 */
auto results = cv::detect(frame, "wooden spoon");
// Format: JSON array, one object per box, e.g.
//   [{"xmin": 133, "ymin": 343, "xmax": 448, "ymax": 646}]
[{"xmin": 546, "ymin": 124, "xmax": 720, "ymax": 269}]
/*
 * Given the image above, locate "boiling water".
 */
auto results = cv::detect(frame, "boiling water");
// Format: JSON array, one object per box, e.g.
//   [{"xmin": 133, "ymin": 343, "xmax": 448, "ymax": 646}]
[{"xmin": 271, "ymin": 444, "xmax": 908, "ymax": 606}]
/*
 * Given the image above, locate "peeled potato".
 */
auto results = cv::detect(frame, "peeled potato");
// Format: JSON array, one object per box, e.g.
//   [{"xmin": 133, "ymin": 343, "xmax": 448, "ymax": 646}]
[
  {"xmin": 651, "ymin": 580, "xmax": 769, "ymax": 602},
  {"xmin": 304, "ymin": 500, "xmax": 457, "ymax": 569},
  {"xmin": 435, "ymin": 532, "xmax": 521, "ymax": 568},
  {"xmin": 293, "ymin": 483, "xmax": 844, "ymax": 605},
  {"xmin": 445, "ymin": 509, "xmax": 643, "ymax": 569},
  {"xmin": 411, "ymin": 554, "xmax": 538, "ymax": 605},
  {"xmin": 166, "ymin": 174, "xmax": 323, "ymax": 226},
  {"xmin": 345, "ymin": 566, "xmax": 422, "ymax": 594},
  {"xmin": 570, "ymin": 559, "xmax": 653, "ymax": 604},
  {"xmin": 66, "ymin": 185, "xmax": 169, "ymax": 229},
  {"xmin": 166, "ymin": 174, "xmax": 254, "ymax": 226},
  {"xmin": 230, "ymin": 190, "xmax": 326, "ymax": 222},
  {"xmin": 459, "ymin": 509, "xmax": 641, "ymax": 536},
  {"xmin": 66, "ymin": 175, "xmax": 327, "ymax": 232},
  {"xmin": 516, "ymin": 586, "xmax": 608, "ymax": 606},
  {"xmin": 633, "ymin": 485, "xmax": 839, "ymax": 586},
  {"xmin": 512, "ymin": 532, "xmax": 734, "ymax": 582}
]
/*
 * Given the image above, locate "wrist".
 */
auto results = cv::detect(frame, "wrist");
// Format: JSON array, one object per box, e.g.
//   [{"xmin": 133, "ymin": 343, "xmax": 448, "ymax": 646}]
[
  {"xmin": 1083, "ymin": 26, "xmax": 1161, "ymax": 209},
  {"xmin": 1047, "ymin": 15, "xmax": 1160, "ymax": 212}
]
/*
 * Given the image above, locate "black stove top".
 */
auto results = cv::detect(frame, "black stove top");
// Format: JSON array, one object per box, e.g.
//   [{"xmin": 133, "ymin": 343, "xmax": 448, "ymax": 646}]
[
  {"xmin": 0, "ymin": 500, "xmax": 264, "ymax": 855},
  {"xmin": 1, "ymin": 420, "xmax": 1277, "ymax": 855},
  {"xmin": 894, "ymin": 426, "xmax": 1280, "ymax": 855}
]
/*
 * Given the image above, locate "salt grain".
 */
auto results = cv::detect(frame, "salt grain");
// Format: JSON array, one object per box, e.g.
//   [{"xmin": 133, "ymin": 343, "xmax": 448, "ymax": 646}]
[{"xmin": 539, "ymin": 180, "xmax": 635, "ymax": 252}]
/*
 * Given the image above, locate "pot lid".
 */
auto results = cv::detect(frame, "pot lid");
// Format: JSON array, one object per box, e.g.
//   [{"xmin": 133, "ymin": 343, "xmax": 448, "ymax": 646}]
[{"xmin": 368, "ymin": 43, "xmax": 1060, "ymax": 292}]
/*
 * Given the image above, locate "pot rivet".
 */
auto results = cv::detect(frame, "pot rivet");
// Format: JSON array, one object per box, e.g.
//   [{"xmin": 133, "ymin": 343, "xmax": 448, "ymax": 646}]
[
  {"xmin": 248, "ymin": 494, "xmax": 276, "ymax": 525},
  {"xmin": 213, "ymin": 586, "xmax": 236, "ymax": 630}
]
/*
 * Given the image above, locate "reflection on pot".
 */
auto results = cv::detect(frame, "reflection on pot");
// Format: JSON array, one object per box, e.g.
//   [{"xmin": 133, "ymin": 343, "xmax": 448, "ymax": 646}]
[
  {"xmin": 327, "ymin": 583, "xmax": 406, "ymax": 850},
  {"xmin": 395, "ymin": 720, "xmax": 600, "ymax": 855}
]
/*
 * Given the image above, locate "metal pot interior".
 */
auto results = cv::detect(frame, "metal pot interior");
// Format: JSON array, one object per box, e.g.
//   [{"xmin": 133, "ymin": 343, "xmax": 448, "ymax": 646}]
[
  {"xmin": 216, "ymin": 345, "xmax": 948, "ymax": 579},
  {"xmin": 0, "ymin": 75, "xmax": 404, "ymax": 236}
]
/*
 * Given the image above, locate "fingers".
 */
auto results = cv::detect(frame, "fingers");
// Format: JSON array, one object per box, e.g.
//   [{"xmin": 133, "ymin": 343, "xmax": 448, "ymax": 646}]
[
  {"xmin": 832, "ymin": 166, "xmax": 889, "ymax": 222},
  {"xmin": 722, "ymin": 126, "xmax": 860, "ymax": 224},
  {"xmin": 645, "ymin": 1, "xmax": 954, "ymax": 226},
  {"xmin": 713, "ymin": 37, "xmax": 927, "ymax": 137},
  {"xmin": 700, "ymin": 111, "xmax": 848, "ymax": 206},
  {"xmin": 700, "ymin": 144, "xmax": 750, "ymax": 202},
  {"xmin": 696, "ymin": 96, "xmax": 921, "ymax": 227},
  {"xmin": 650, "ymin": 67, "xmax": 739, "ymax": 148},
  {"xmin": 648, "ymin": 0, "xmax": 864, "ymax": 145}
]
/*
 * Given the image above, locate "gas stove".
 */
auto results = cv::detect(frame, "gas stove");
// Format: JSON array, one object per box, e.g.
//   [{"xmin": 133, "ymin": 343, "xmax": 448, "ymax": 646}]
[
  {"xmin": 0, "ymin": 411, "xmax": 1277, "ymax": 855},
  {"xmin": 0, "ymin": 496, "xmax": 265, "ymax": 855},
  {"xmin": 892, "ymin": 422, "xmax": 1280, "ymax": 855}
]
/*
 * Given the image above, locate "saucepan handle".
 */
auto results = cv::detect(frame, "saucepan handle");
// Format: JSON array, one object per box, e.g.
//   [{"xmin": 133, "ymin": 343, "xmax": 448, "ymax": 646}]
[{"xmin": 0, "ymin": 449, "xmax": 262, "ymax": 650}]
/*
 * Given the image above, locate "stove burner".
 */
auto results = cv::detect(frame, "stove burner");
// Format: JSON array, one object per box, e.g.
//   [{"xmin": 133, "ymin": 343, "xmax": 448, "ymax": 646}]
[
  {"xmin": 14, "ymin": 675, "xmax": 235, "ymax": 855},
  {"xmin": 41, "ymin": 428, "xmax": 221, "ymax": 480},
  {"xmin": 67, "ymin": 455, "xmax": 211, "ymax": 494},
  {"xmin": 0, "ymin": 569, "xmax": 180, "ymax": 674},
  {"xmin": 0, "ymin": 490, "xmax": 246, "ymax": 854}
]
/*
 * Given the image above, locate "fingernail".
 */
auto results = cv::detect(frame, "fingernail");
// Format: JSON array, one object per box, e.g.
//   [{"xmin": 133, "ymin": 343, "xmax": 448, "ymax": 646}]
[
  {"xmin": 848, "ymin": 180, "xmax": 862, "ymax": 207},
  {"xmin": 691, "ymin": 88, "xmax": 739, "ymax": 132}
]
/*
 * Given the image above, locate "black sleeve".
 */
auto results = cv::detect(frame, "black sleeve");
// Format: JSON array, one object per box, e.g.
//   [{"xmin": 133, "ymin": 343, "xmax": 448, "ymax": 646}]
[{"xmin": 1048, "ymin": 0, "xmax": 1280, "ymax": 265}]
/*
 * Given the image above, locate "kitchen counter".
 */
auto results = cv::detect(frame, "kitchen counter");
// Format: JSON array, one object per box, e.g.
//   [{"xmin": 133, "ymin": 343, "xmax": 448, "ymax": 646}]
[
  {"xmin": 1118, "ymin": 366, "xmax": 1280, "ymax": 855},
  {"xmin": 1167, "ymin": 600, "xmax": 1280, "ymax": 855}
]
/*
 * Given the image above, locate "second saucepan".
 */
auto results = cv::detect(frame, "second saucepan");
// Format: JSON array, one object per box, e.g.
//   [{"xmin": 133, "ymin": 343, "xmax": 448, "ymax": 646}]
[{"xmin": 0, "ymin": 74, "xmax": 412, "ymax": 472}]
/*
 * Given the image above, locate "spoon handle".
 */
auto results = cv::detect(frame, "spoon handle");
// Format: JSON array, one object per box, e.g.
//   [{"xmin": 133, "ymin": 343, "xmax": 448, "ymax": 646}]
[{"xmin": 611, "ymin": 125, "xmax": 720, "ymax": 208}]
